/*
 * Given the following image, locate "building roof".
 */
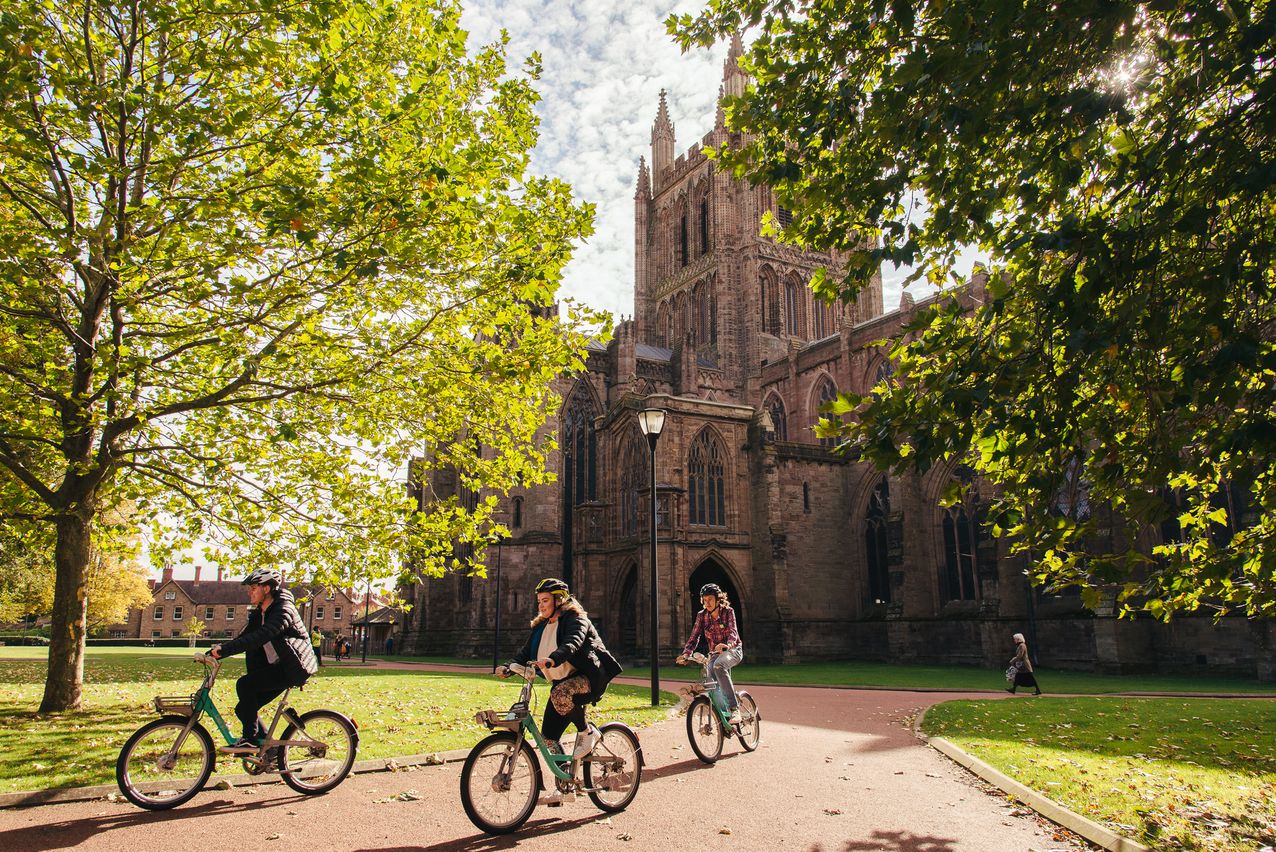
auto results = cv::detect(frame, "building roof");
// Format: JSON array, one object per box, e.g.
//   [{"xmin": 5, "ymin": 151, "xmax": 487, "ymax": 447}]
[
  {"xmin": 352, "ymin": 606, "xmax": 403, "ymax": 626},
  {"xmin": 636, "ymin": 343, "xmax": 672, "ymax": 361},
  {"xmin": 167, "ymin": 580, "xmax": 246, "ymax": 605}
]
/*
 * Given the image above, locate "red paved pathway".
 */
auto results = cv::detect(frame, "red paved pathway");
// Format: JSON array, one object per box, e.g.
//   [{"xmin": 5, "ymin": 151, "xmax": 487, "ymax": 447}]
[{"xmin": 0, "ymin": 672, "xmax": 1089, "ymax": 851}]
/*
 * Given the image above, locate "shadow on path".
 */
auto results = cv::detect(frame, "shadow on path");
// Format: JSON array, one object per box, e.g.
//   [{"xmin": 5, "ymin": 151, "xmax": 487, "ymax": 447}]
[
  {"xmin": 367, "ymin": 811, "xmax": 614, "ymax": 851},
  {"xmin": 809, "ymin": 830, "xmax": 959, "ymax": 852},
  {"xmin": 0, "ymin": 794, "xmax": 306, "ymax": 852}
]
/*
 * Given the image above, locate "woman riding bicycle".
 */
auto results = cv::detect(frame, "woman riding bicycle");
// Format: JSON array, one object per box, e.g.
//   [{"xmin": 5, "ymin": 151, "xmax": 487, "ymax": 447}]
[
  {"xmin": 676, "ymin": 583, "xmax": 743, "ymax": 725},
  {"xmin": 211, "ymin": 567, "xmax": 318, "ymax": 753},
  {"xmin": 505, "ymin": 578, "xmax": 622, "ymax": 759}
]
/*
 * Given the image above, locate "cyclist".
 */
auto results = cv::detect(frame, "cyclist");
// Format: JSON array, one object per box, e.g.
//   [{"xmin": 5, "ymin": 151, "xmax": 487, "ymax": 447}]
[
  {"xmin": 504, "ymin": 578, "xmax": 622, "ymax": 760},
  {"xmin": 676, "ymin": 583, "xmax": 743, "ymax": 725},
  {"xmin": 210, "ymin": 568, "xmax": 319, "ymax": 756}
]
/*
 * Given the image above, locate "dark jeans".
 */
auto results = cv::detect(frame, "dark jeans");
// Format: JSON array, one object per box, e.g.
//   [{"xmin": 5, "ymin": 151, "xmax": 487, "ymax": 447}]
[
  {"xmin": 234, "ymin": 668, "xmax": 287, "ymax": 741},
  {"xmin": 541, "ymin": 698, "xmax": 587, "ymax": 742}
]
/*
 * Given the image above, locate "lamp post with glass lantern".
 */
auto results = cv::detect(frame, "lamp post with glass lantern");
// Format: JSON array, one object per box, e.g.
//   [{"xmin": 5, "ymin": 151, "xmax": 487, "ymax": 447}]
[{"xmin": 637, "ymin": 407, "xmax": 666, "ymax": 706}]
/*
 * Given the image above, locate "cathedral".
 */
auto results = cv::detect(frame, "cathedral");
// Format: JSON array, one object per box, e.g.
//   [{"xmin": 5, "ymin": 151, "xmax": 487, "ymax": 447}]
[{"xmin": 401, "ymin": 39, "xmax": 1271, "ymax": 679}]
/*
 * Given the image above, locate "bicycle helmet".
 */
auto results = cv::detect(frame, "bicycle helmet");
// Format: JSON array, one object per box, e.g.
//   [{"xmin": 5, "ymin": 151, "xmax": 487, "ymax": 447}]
[
  {"xmin": 242, "ymin": 567, "xmax": 282, "ymax": 588},
  {"xmin": 699, "ymin": 583, "xmax": 723, "ymax": 598},
  {"xmin": 535, "ymin": 577, "xmax": 570, "ymax": 596}
]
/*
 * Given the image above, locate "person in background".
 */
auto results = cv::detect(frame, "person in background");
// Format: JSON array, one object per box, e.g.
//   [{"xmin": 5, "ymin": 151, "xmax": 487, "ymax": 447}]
[
  {"xmin": 311, "ymin": 628, "xmax": 323, "ymax": 667},
  {"xmin": 1006, "ymin": 632, "xmax": 1042, "ymax": 695}
]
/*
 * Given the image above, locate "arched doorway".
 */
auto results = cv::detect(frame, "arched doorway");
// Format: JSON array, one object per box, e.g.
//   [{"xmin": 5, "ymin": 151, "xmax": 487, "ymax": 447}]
[
  {"xmin": 616, "ymin": 564, "xmax": 638, "ymax": 659},
  {"xmin": 686, "ymin": 556, "xmax": 742, "ymax": 644}
]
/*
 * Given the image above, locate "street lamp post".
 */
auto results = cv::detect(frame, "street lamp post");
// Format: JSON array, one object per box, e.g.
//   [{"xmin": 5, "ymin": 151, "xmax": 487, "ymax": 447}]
[
  {"xmin": 637, "ymin": 406, "xmax": 666, "ymax": 707},
  {"xmin": 491, "ymin": 533, "xmax": 505, "ymax": 674},
  {"xmin": 361, "ymin": 580, "xmax": 371, "ymax": 663}
]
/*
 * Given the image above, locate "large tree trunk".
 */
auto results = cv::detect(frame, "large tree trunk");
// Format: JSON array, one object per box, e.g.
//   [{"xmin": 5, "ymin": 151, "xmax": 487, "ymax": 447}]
[{"xmin": 39, "ymin": 512, "xmax": 93, "ymax": 713}]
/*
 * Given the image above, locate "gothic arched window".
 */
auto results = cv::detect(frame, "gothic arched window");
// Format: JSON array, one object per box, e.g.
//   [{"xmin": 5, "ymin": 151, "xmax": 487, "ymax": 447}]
[
  {"xmin": 785, "ymin": 276, "xmax": 802, "ymax": 337},
  {"xmin": 688, "ymin": 430, "xmax": 727, "ymax": 527},
  {"xmin": 864, "ymin": 477, "xmax": 891, "ymax": 605},
  {"xmin": 760, "ymin": 266, "xmax": 780, "ymax": 335},
  {"xmin": 562, "ymin": 382, "xmax": 598, "ymax": 507},
  {"xmin": 617, "ymin": 432, "xmax": 645, "ymax": 538},
  {"xmin": 764, "ymin": 394, "xmax": 787, "ymax": 441},
  {"xmin": 813, "ymin": 297, "xmax": 830, "ymax": 339},
  {"xmin": 814, "ymin": 376, "xmax": 838, "ymax": 448},
  {"xmin": 940, "ymin": 468, "xmax": 982, "ymax": 604},
  {"xmin": 699, "ymin": 196, "xmax": 710, "ymax": 255}
]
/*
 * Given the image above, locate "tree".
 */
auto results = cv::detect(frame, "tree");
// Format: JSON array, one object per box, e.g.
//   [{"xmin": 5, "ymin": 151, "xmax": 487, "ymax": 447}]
[
  {"xmin": 84, "ymin": 549, "xmax": 153, "ymax": 634},
  {"xmin": 181, "ymin": 617, "xmax": 206, "ymax": 645},
  {"xmin": 672, "ymin": 1, "xmax": 1275, "ymax": 617},
  {"xmin": 0, "ymin": 0, "xmax": 602, "ymax": 712}
]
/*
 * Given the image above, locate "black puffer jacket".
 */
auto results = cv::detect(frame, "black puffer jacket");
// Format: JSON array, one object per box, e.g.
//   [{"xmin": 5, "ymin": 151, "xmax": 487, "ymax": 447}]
[
  {"xmin": 513, "ymin": 608, "xmax": 623, "ymax": 704},
  {"xmin": 219, "ymin": 587, "xmax": 318, "ymax": 686}
]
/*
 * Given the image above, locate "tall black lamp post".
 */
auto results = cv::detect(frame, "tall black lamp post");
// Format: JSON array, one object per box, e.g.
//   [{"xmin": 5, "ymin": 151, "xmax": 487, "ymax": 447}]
[
  {"xmin": 360, "ymin": 580, "xmax": 371, "ymax": 663},
  {"xmin": 637, "ymin": 406, "xmax": 666, "ymax": 707},
  {"xmin": 491, "ymin": 532, "xmax": 505, "ymax": 674}
]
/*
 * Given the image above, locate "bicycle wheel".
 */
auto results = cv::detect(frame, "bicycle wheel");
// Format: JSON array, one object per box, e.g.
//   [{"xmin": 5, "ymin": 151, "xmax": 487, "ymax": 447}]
[
  {"xmin": 279, "ymin": 709, "xmax": 359, "ymax": 794},
  {"xmin": 460, "ymin": 733, "xmax": 541, "ymax": 835},
  {"xmin": 585, "ymin": 722, "xmax": 643, "ymax": 812},
  {"xmin": 115, "ymin": 716, "xmax": 215, "ymax": 810},
  {"xmin": 735, "ymin": 692, "xmax": 761, "ymax": 751},
  {"xmin": 686, "ymin": 696, "xmax": 723, "ymax": 764}
]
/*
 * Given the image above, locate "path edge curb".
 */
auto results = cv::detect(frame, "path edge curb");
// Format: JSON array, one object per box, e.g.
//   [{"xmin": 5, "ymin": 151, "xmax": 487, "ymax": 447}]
[
  {"xmin": 0, "ymin": 748, "xmax": 471, "ymax": 810},
  {"xmin": 913, "ymin": 706, "xmax": 1148, "ymax": 852}
]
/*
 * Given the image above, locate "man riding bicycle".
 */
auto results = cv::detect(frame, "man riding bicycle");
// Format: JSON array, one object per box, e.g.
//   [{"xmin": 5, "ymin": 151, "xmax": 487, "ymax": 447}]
[
  {"xmin": 676, "ymin": 583, "xmax": 743, "ymax": 725},
  {"xmin": 210, "ymin": 568, "xmax": 318, "ymax": 758}
]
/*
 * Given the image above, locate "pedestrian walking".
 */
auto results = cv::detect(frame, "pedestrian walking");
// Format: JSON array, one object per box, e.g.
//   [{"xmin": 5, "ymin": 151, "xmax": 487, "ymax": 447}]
[
  {"xmin": 385, "ymin": 634, "xmax": 394, "ymax": 656},
  {"xmin": 312, "ymin": 628, "xmax": 323, "ymax": 666},
  {"xmin": 1005, "ymin": 632, "xmax": 1042, "ymax": 695}
]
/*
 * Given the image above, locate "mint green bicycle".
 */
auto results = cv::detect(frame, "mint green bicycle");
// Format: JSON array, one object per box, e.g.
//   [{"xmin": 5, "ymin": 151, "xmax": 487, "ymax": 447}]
[
  {"xmin": 679, "ymin": 651, "xmax": 760, "ymax": 763},
  {"xmin": 460, "ymin": 662, "xmax": 643, "ymax": 834},
  {"xmin": 115, "ymin": 653, "xmax": 358, "ymax": 809}
]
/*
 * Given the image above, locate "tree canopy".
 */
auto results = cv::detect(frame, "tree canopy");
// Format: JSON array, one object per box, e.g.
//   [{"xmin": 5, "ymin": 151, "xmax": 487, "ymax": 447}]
[
  {"xmin": 672, "ymin": 0, "xmax": 1275, "ymax": 617},
  {"xmin": 0, "ymin": 0, "xmax": 602, "ymax": 710}
]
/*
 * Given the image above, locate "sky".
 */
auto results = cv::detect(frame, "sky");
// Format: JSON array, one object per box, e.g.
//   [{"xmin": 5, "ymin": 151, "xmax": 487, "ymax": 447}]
[{"xmin": 458, "ymin": 0, "xmax": 921, "ymax": 320}]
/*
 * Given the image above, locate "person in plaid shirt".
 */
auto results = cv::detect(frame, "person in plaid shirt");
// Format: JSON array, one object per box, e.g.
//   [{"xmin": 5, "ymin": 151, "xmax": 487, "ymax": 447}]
[{"xmin": 677, "ymin": 583, "xmax": 744, "ymax": 724}]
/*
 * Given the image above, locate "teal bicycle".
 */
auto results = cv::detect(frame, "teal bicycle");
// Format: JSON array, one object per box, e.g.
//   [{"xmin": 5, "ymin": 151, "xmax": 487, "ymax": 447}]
[
  {"xmin": 678, "ymin": 651, "xmax": 760, "ymax": 763},
  {"xmin": 115, "ymin": 653, "xmax": 359, "ymax": 810},
  {"xmin": 460, "ymin": 662, "xmax": 643, "ymax": 834}
]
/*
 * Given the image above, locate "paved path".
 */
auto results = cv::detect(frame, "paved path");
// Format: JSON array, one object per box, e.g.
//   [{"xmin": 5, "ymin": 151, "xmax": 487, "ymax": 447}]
[{"xmin": 0, "ymin": 678, "xmax": 1089, "ymax": 851}]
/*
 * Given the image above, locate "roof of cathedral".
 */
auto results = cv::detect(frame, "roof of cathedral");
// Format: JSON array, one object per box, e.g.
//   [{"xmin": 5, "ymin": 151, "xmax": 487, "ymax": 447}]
[{"xmin": 636, "ymin": 343, "xmax": 673, "ymax": 361}]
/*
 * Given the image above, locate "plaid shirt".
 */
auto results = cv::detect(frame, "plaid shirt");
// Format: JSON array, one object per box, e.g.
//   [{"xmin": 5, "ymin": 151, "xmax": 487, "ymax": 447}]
[{"xmin": 682, "ymin": 605, "xmax": 741, "ymax": 656}]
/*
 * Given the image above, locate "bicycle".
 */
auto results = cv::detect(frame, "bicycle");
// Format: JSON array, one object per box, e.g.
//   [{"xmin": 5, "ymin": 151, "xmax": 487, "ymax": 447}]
[
  {"xmin": 460, "ymin": 662, "xmax": 643, "ymax": 834},
  {"xmin": 115, "ymin": 653, "xmax": 359, "ymax": 810},
  {"xmin": 677, "ymin": 651, "xmax": 761, "ymax": 764}
]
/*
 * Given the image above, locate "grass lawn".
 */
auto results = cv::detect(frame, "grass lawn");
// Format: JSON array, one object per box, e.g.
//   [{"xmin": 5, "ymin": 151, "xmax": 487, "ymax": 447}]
[
  {"xmin": 621, "ymin": 659, "xmax": 1276, "ymax": 695},
  {"xmin": 923, "ymin": 697, "xmax": 1276, "ymax": 851},
  {"xmin": 0, "ymin": 647, "xmax": 675, "ymax": 795}
]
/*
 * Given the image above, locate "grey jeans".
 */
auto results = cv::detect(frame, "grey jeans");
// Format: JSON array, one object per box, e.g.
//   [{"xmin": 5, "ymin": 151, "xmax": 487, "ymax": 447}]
[{"xmin": 708, "ymin": 647, "xmax": 744, "ymax": 710}]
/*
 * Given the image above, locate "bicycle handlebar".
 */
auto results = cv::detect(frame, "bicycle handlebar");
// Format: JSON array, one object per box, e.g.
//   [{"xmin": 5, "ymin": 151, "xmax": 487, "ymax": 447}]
[{"xmin": 503, "ymin": 662, "xmax": 537, "ymax": 681}]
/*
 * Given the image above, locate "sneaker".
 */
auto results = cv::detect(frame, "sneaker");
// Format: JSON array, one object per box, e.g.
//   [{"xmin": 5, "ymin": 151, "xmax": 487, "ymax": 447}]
[
  {"xmin": 572, "ymin": 726, "xmax": 601, "ymax": 759},
  {"xmin": 727, "ymin": 709, "xmax": 742, "ymax": 726},
  {"xmin": 218, "ymin": 737, "xmax": 260, "ymax": 754}
]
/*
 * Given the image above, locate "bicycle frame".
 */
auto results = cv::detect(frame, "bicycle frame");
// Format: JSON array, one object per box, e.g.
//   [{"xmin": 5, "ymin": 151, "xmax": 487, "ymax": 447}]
[
  {"xmin": 161, "ymin": 654, "xmax": 301, "ymax": 766},
  {"xmin": 475, "ymin": 664, "xmax": 576, "ymax": 783},
  {"xmin": 687, "ymin": 652, "xmax": 733, "ymax": 724}
]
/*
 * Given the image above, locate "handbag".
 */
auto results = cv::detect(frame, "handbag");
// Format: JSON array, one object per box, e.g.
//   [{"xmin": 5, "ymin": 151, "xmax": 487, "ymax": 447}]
[{"xmin": 1005, "ymin": 662, "xmax": 1020, "ymax": 683}]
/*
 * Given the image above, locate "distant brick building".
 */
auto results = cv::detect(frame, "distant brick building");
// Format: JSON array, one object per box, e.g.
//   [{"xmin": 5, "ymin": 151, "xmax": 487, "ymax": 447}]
[
  {"xmin": 400, "ymin": 38, "xmax": 1271, "ymax": 679},
  {"xmin": 123, "ymin": 566, "xmax": 355, "ymax": 640}
]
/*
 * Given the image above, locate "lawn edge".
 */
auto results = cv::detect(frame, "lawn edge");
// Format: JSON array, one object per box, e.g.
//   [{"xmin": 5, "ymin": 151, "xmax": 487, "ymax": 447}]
[{"xmin": 914, "ymin": 705, "xmax": 1149, "ymax": 852}]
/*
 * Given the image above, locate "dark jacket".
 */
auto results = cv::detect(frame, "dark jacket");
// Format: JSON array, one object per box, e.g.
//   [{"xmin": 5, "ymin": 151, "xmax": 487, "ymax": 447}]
[
  {"xmin": 513, "ymin": 608, "xmax": 623, "ymax": 705},
  {"xmin": 219, "ymin": 587, "xmax": 319, "ymax": 687}
]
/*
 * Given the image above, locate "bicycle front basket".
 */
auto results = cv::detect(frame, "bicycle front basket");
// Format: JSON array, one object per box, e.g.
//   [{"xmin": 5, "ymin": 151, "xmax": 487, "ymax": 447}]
[
  {"xmin": 154, "ymin": 694, "xmax": 197, "ymax": 716},
  {"xmin": 474, "ymin": 709, "xmax": 521, "ymax": 731}
]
